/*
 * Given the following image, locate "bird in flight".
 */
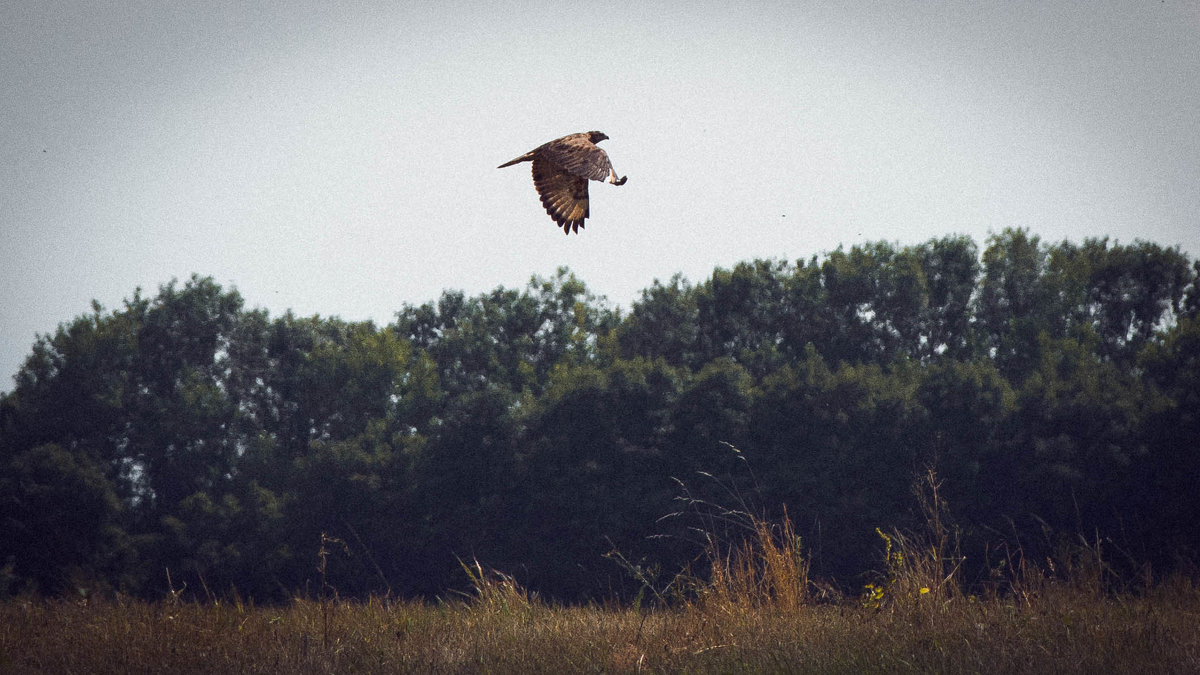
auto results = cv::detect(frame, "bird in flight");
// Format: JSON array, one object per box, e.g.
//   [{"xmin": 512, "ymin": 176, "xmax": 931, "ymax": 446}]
[{"xmin": 498, "ymin": 131, "xmax": 627, "ymax": 234}]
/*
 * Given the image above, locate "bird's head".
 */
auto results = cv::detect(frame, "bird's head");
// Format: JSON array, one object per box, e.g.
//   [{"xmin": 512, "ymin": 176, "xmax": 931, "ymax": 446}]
[{"xmin": 587, "ymin": 131, "xmax": 609, "ymax": 143}]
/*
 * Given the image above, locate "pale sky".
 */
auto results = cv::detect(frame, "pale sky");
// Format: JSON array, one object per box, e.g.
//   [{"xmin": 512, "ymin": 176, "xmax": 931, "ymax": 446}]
[{"xmin": 3, "ymin": 1, "xmax": 1198, "ymax": 390}]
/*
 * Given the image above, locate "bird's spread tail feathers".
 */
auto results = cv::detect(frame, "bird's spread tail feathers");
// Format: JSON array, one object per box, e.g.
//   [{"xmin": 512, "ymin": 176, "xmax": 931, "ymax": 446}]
[{"xmin": 497, "ymin": 152, "xmax": 534, "ymax": 169}]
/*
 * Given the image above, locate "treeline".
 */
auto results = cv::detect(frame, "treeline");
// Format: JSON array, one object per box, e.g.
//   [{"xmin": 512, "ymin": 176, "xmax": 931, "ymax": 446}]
[{"xmin": 2, "ymin": 229, "xmax": 1198, "ymax": 601}]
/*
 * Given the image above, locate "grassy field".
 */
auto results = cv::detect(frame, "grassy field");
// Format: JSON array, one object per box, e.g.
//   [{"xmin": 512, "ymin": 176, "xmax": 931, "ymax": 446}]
[
  {"xmin": 4, "ymin": 474, "xmax": 1198, "ymax": 674},
  {"xmin": 3, "ymin": 578, "xmax": 1198, "ymax": 674},
  {"xmin": 4, "ymin": 512, "xmax": 1199, "ymax": 674}
]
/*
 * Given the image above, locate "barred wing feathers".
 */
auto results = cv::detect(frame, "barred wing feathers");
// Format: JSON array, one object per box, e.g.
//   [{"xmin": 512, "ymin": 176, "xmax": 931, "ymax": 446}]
[
  {"xmin": 539, "ymin": 136, "xmax": 615, "ymax": 182},
  {"xmin": 532, "ymin": 156, "xmax": 590, "ymax": 234}
]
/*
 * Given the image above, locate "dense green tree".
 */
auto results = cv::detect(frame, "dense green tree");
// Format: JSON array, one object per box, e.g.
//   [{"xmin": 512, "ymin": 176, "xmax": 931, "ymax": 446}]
[
  {"xmin": 692, "ymin": 260, "xmax": 790, "ymax": 375},
  {"xmin": 816, "ymin": 245, "xmax": 889, "ymax": 364},
  {"xmin": 1006, "ymin": 334, "xmax": 1149, "ymax": 547},
  {"xmin": 977, "ymin": 229, "xmax": 1060, "ymax": 381},
  {"xmin": 120, "ymin": 276, "xmax": 244, "ymax": 516},
  {"xmin": 2, "ymin": 234, "xmax": 1197, "ymax": 601},
  {"xmin": 1136, "ymin": 317, "xmax": 1200, "ymax": 565},
  {"xmin": 513, "ymin": 358, "xmax": 683, "ymax": 599},
  {"xmin": 3, "ymin": 297, "xmax": 143, "ymax": 498},
  {"xmin": 617, "ymin": 274, "xmax": 700, "ymax": 367},
  {"xmin": 1, "ymin": 443, "xmax": 127, "ymax": 595},
  {"xmin": 665, "ymin": 358, "xmax": 756, "ymax": 478},
  {"xmin": 915, "ymin": 359, "xmax": 1015, "ymax": 523},
  {"xmin": 395, "ymin": 267, "xmax": 616, "ymax": 399},
  {"xmin": 914, "ymin": 235, "xmax": 980, "ymax": 360},
  {"xmin": 1058, "ymin": 239, "xmax": 1191, "ymax": 365},
  {"xmin": 750, "ymin": 349, "xmax": 925, "ymax": 581}
]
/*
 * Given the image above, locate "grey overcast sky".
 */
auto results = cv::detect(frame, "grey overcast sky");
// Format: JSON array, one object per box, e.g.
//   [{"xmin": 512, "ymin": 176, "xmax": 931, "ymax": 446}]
[{"xmin": 3, "ymin": 1, "xmax": 1198, "ymax": 390}]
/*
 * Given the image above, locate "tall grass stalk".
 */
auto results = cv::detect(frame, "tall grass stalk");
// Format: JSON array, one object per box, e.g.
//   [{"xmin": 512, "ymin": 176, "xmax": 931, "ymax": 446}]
[{"xmin": 702, "ymin": 507, "xmax": 809, "ymax": 613}]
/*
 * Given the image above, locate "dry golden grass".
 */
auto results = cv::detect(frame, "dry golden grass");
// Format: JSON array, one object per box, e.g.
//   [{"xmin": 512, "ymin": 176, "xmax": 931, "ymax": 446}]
[
  {"xmin": 3, "ymin": 471, "xmax": 1196, "ymax": 673},
  {"xmin": 2, "ymin": 581, "xmax": 1198, "ymax": 674},
  {"xmin": 5, "ymin": 516, "xmax": 1200, "ymax": 675}
]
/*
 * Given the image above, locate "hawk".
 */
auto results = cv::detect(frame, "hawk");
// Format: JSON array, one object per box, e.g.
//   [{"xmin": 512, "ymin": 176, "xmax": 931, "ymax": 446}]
[{"xmin": 498, "ymin": 131, "xmax": 627, "ymax": 234}]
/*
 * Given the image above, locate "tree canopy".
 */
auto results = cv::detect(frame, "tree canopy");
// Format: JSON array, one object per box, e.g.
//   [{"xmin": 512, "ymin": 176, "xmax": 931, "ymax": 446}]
[{"xmin": 2, "ymin": 231, "xmax": 1198, "ymax": 601}]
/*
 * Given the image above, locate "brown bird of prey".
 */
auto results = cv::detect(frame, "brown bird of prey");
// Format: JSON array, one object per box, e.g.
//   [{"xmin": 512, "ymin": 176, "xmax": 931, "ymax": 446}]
[{"xmin": 498, "ymin": 131, "xmax": 627, "ymax": 234}]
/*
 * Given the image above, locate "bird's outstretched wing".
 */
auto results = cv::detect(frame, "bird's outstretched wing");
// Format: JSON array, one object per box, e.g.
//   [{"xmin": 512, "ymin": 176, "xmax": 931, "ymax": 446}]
[
  {"xmin": 539, "ymin": 135, "xmax": 615, "ymax": 182},
  {"xmin": 532, "ymin": 156, "xmax": 590, "ymax": 234}
]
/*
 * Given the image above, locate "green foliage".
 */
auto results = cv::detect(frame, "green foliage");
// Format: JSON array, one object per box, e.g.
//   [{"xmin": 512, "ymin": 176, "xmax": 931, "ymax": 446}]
[
  {"xmin": 1, "ymin": 233, "xmax": 1197, "ymax": 603},
  {"xmin": 1, "ymin": 443, "xmax": 127, "ymax": 595}
]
